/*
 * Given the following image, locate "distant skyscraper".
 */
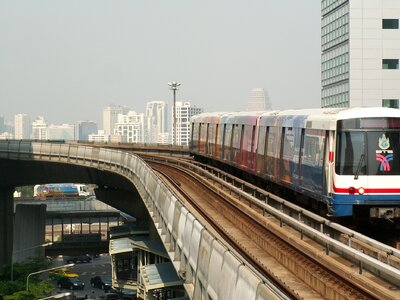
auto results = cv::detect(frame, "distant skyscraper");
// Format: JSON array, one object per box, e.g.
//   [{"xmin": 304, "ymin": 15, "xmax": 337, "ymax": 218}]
[
  {"xmin": 103, "ymin": 105, "xmax": 129, "ymax": 135},
  {"xmin": 31, "ymin": 116, "xmax": 48, "ymax": 140},
  {"xmin": 114, "ymin": 111, "xmax": 145, "ymax": 143},
  {"xmin": 48, "ymin": 124, "xmax": 75, "ymax": 140},
  {"xmin": 76, "ymin": 121, "xmax": 98, "ymax": 141},
  {"xmin": 88, "ymin": 130, "xmax": 111, "ymax": 143},
  {"xmin": 145, "ymin": 101, "xmax": 168, "ymax": 143},
  {"xmin": 14, "ymin": 114, "xmax": 31, "ymax": 139},
  {"xmin": 174, "ymin": 101, "xmax": 203, "ymax": 146},
  {"xmin": 321, "ymin": 0, "xmax": 400, "ymax": 108},
  {"xmin": 0, "ymin": 116, "xmax": 5, "ymax": 133},
  {"xmin": 246, "ymin": 88, "xmax": 271, "ymax": 111}
]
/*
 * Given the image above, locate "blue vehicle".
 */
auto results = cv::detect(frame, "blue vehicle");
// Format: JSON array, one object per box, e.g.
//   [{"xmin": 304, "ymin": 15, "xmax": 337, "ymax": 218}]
[{"xmin": 34, "ymin": 183, "xmax": 89, "ymax": 199}]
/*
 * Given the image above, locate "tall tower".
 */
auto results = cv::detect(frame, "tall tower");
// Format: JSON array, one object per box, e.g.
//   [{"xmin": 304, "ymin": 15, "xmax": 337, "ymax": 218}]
[
  {"xmin": 246, "ymin": 88, "xmax": 271, "ymax": 111},
  {"xmin": 146, "ymin": 101, "xmax": 167, "ymax": 143},
  {"xmin": 174, "ymin": 101, "xmax": 203, "ymax": 146},
  {"xmin": 103, "ymin": 105, "xmax": 129, "ymax": 135},
  {"xmin": 14, "ymin": 114, "xmax": 31, "ymax": 139},
  {"xmin": 31, "ymin": 116, "xmax": 48, "ymax": 140},
  {"xmin": 114, "ymin": 111, "xmax": 145, "ymax": 143},
  {"xmin": 321, "ymin": 0, "xmax": 400, "ymax": 108},
  {"xmin": 76, "ymin": 121, "xmax": 98, "ymax": 141}
]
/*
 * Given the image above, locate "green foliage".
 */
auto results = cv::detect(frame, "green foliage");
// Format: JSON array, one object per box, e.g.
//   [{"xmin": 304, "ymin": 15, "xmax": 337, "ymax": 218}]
[
  {"xmin": 0, "ymin": 281, "xmax": 24, "ymax": 298},
  {"xmin": 0, "ymin": 257, "xmax": 54, "ymax": 299},
  {"xmin": 3, "ymin": 290, "xmax": 34, "ymax": 300},
  {"xmin": 28, "ymin": 280, "xmax": 53, "ymax": 299},
  {"xmin": 10, "ymin": 257, "xmax": 52, "ymax": 283}
]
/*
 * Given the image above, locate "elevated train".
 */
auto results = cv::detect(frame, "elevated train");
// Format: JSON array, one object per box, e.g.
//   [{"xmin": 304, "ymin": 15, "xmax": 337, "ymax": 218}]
[{"xmin": 190, "ymin": 107, "xmax": 400, "ymax": 223}]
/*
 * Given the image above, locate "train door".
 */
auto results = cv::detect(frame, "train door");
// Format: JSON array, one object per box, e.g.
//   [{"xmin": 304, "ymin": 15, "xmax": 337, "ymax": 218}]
[
  {"xmin": 232, "ymin": 124, "xmax": 241, "ymax": 164},
  {"xmin": 297, "ymin": 128, "xmax": 305, "ymax": 186},
  {"xmin": 249, "ymin": 125, "xmax": 256, "ymax": 170},
  {"xmin": 324, "ymin": 130, "xmax": 334, "ymax": 196},
  {"xmin": 222, "ymin": 124, "xmax": 232, "ymax": 161},
  {"xmin": 190, "ymin": 122, "xmax": 200, "ymax": 153},
  {"xmin": 239, "ymin": 124, "xmax": 245, "ymax": 165},
  {"xmin": 266, "ymin": 126, "xmax": 280, "ymax": 179},
  {"xmin": 256, "ymin": 126, "xmax": 267, "ymax": 175},
  {"xmin": 205, "ymin": 123, "xmax": 210, "ymax": 155},
  {"xmin": 215, "ymin": 124, "xmax": 221, "ymax": 159}
]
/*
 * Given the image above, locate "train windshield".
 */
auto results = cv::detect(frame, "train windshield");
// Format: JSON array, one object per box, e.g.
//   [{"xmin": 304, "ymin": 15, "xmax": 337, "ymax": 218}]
[{"xmin": 336, "ymin": 130, "xmax": 400, "ymax": 176}]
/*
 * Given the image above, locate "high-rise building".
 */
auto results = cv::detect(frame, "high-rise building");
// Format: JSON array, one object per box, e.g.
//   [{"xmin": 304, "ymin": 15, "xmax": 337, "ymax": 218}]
[
  {"xmin": 14, "ymin": 114, "xmax": 31, "ymax": 139},
  {"xmin": 145, "ymin": 101, "xmax": 168, "ymax": 143},
  {"xmin": 174, "ymin": 101, "xmax": 203, "ymax": 146},
  {"xmin": 246, "ymin": 88, "xmax": 272, "ymax": 111},
  {"xmin": 0, "ymin": 116, "xmax": 5, "ymax": 133},
  {"xmin": 76, "ymin": 121, "xmax": 98, "ymax": 141},
  {"xmin": 31, "ymin": 116, "xmax": 48, "ymax": 140},
  {"xmin": 103, "ymin": 105, "xmax": 129, "ymax": 135},
  {"xmin": 114, "ymin": 111, "xmax": 145, "ymax": 143},
  {"xmin": 321, "ymin": 0, "xmax": 400, "ymax": 108},
  {"xmin": 88, "ymin": 130, "xmax": 111, "ymax": 143},
  {"xmin": 48, "ymin": 124, "xmax": 75, "ymax": 140}
]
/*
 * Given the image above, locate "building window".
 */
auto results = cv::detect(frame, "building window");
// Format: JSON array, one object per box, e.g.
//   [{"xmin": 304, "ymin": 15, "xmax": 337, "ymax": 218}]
[
  {"xmin": 382, "ymin": 59, "xmax": 399, "ymax": 69},
  {"xmin": 382, "ymin": 99, "xmax": 399, "ymax": 109},
  {"xmin": 383, "ymin": 19, "xmax": 399, "ymax": 29}
]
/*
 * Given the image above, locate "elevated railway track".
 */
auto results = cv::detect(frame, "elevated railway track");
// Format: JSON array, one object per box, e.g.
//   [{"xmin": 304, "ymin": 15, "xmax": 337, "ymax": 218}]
[{"xmin": 144, "ymin": 154, "xmax": 400, "ymax": 299}]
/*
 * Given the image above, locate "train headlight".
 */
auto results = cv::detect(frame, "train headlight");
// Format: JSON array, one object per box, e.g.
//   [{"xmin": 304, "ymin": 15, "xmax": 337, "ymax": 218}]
[
  {"xmin": 358, "ymin": 187, "xmax": 365, "ymax": 195},
  {"xmin": 348, "ymin": 187, "xmax": 355, "ymax": 194}
]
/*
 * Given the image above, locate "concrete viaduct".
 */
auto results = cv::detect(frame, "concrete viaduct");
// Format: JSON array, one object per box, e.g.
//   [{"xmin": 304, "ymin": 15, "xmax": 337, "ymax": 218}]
[{"xmin": 0, "ymin": 140, "xmax": 285, "ymax": 300}]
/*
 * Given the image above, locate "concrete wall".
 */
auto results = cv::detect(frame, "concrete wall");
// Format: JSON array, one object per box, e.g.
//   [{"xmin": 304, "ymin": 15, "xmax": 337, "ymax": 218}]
[
  {"xmin": 13, "ymin": 204, "xmax": 46, "ymax": 263},
  {"xmin": 0, "ymin": 187, "xmax": 14, "ymax": 266}
]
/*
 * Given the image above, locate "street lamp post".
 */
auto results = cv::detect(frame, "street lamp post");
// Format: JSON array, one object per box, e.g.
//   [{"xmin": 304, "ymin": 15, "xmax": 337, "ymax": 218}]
[
  {"xmin": 26, "ymin": 263, "xmax": 74, "ymax": 293},
  {"xmin": 168, "ymin": 81, "xmax": 181, "ymax": 146},
  {"xmin": 11, "ymin": 242, "xmax": 53, "ymax": 281}
]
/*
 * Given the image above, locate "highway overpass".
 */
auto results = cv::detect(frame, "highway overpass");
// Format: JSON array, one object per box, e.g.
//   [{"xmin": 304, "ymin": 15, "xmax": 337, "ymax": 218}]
[{"xmin": 0, "ymin": 140, "xmax": 282, "ymax": 300}]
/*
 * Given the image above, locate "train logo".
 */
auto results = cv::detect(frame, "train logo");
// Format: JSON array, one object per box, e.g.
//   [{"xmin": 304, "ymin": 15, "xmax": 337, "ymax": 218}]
[{"xmin": 376, "ymin": 134, "xmax": 393, "ymax": 172}]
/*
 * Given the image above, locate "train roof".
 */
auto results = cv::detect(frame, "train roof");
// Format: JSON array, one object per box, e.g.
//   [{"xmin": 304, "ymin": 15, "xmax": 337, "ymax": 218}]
[
  {"xmin": 259, "ymin": 107, "xmax": 400, "ymax": 129},
  {"xmin": 190, "ymin": 112, "xmax": 232, "ymax": 124},
  {"xmin": 222, "ymin": 111, "xmax": 266, "ymax": 125},
  {"xmin": 191, "ymin": 107, "xmax": 400, "ymax": 129}
]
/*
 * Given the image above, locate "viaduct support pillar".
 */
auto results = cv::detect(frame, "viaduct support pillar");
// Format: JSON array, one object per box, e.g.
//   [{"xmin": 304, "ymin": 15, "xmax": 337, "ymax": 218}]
[{"xmin": 0, "ymin": 187, "xmax": 14, "ymax": 266}]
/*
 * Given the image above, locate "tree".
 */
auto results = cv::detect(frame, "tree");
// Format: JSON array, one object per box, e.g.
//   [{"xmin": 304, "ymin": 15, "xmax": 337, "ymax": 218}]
[{"xmin": 0, "ymin": 257, "xmax": 53, "ymax": 299}]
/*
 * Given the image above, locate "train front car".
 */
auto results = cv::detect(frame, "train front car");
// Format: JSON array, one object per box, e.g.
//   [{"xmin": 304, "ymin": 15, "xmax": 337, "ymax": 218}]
[{"xmin": 333, "ymin": 107, "xmax": 400, "ymax": 223}]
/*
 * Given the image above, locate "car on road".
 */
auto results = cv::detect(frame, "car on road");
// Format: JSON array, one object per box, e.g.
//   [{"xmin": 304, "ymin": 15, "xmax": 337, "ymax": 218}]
[
  {"xmin": 57, "ymin": 276, "xmax": 85, "ymax": 290},
  {"xmin": 90, "ymin": 275, "xmax": 112, "ymax": 291},
  {"xmin": 49, "ymin": 269, "xmax": 79, "ymax": 280},
  {"xmin": 64, "ymin": 254, "xmax": 92, "ymax": 263}
]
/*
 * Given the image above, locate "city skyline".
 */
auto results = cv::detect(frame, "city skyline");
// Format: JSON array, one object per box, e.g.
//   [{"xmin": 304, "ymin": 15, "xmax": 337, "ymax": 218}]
[{"xmin": 0, "ymin": 1, "xmax": 321, "ymax": 126}]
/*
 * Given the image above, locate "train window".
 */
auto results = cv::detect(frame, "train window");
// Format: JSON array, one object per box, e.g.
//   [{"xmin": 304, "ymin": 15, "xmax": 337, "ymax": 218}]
[
  {"xmin": 338, "ymin": 118, "xmax": 400, "ymax": 130},
  {"xmin": 335, "ymin": 131, "xmax": 366, "ymax": 175},
  {"xmin": 302, "ymin": 129, "xmax": 326, "ymax": 168},
  {"xmin": 282, "ymin": 127, "xmax": 295, "ymax": 160}
]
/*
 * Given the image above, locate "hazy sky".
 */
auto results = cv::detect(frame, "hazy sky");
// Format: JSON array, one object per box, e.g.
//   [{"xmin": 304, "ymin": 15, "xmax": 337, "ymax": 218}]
[{"xmin": 0, "ymin": 0, "xmax": 321, "ymax": 126}]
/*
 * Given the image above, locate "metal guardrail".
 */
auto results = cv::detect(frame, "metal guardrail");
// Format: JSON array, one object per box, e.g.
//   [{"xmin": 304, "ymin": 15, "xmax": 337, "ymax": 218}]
[{"xmin": 178, "ymin": 159, "xmax": 400, "ymax": 286}]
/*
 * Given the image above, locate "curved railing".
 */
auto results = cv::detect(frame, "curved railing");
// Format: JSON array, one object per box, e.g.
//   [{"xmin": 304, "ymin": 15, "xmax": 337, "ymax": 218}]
[{"xmin": 0, "ymin": 140, "xmax": 288, "ymax": 300}]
